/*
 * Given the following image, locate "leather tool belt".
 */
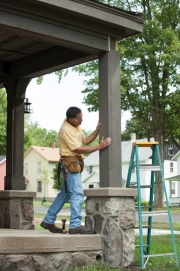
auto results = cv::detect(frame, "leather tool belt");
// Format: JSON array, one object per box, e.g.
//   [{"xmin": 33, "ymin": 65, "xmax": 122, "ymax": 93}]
[{"xmin": 60, "ymin": 155, "xmax": 84, "ymax": 173}]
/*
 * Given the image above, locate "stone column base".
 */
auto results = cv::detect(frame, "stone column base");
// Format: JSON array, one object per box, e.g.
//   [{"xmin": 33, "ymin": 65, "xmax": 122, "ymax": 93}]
[
  {"xmin": 0, "ymin": 191, "xmax": 36, "ymax": 230},
  {"xmin": 84, "ymin": 188, "xmax": 137, "ymax": 268}
]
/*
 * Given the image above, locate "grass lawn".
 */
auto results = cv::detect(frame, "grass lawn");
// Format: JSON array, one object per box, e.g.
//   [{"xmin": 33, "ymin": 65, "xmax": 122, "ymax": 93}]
[{"xmin": 65, "ymin": 235, "xmax": 180, "ymax": 271}]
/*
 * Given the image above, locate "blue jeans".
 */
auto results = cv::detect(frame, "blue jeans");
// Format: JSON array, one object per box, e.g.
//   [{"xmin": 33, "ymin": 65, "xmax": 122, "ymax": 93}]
[{"xmin": 43, "ymin": 171, "xmax": 84, "ymax": 229}]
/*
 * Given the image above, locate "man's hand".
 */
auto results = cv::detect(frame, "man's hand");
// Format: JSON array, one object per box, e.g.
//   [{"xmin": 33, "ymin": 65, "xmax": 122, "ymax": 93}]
[
  {"xmin": 74, "ymin": 136, "xmax": 111, "ymax": 154},
  {"xmin": 96, "ymin": 121, "xmax": 101, "ymax": 131},
  {"xmin": 99, "ymin": 136, "xmax": 111, "ymax": 149}
]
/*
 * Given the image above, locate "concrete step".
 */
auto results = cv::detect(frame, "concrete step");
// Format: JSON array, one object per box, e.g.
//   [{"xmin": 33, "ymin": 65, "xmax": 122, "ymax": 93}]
[{"xmin": 0, "ymin": 229, "xmax": 101, "ymax": 254}]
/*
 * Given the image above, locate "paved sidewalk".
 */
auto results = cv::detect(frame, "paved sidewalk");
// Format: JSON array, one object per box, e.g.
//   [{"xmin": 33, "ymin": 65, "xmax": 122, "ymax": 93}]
[{"xmin": 135, "ymin": 228, "xmax": 180, "ymax": 236}]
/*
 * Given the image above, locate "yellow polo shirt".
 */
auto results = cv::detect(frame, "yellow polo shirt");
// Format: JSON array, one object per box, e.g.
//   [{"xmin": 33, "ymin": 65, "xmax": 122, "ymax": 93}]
[{"xmin": 58, "ymin": 119, "xmax": 84, "ymax": 157}]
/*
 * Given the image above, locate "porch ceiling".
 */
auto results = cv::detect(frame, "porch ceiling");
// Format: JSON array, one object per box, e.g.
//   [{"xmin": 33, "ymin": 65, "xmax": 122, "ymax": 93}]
[{"xmin": 0, "ymin": 0, "xmax": 143, "ymax": 87}]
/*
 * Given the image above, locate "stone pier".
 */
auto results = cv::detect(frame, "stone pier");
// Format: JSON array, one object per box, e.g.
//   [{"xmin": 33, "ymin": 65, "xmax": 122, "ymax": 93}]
[
  {"xmin": 84, "ymin": 188, "xmax": 137, "ymax": 268},
  {"xmin": 0, "ymin": 191, "xmax": 36, "ymax": 230}
]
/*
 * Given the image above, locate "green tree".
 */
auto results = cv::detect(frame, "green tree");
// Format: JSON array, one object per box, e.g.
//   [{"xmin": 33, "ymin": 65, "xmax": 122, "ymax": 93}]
[
  {"xmin": 24, "ymin": 120, "xmax": 59, "ymax": 151},
  {"xmin": 52, "ymin": 162, "xmax": 64, "ymax": 191},
  {"xmin": 41, "ymin": 168, "xmax": 52, "ymax": 202},
  {"xmin": 72, "ymin": 0, "xmax": 180, "ymax": 207},
  {"xmin": 121, "ymin": 118, "xmax": 148, "ymax": 141},
  {"xmin": 0, "ymin": 89, "xmax": 7, "ymax": 155},
  {"xmin": 83, "ymin": 130, "xmax": 99, "ymax": 146}
]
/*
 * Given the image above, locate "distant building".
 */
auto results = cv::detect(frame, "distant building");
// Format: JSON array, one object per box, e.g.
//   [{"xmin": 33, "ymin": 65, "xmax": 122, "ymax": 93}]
[
  {"xmin": 24, "ymin": 142, "xmax": 59, "ymax": 199},
  {"xmin": 0, "ymin": 155, "xmax": 6, "ymax": 190},
  {"xmin": 165, "ymin": 150, "xmax": 180, "ymax": 205}
]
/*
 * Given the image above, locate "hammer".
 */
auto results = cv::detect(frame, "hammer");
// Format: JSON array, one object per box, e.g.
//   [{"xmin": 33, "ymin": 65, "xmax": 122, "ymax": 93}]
[{"xmin": 61, "ymin": 219, "xmax": 67, "ymax": 233}]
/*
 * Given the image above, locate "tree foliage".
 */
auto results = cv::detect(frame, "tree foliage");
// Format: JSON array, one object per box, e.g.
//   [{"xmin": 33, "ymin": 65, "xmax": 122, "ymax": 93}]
[
  {"xmin": 121, "ymin": 118, "xmax": 148, "ymax": 141},
  {"xmin": 72, "ymin": 0, "xmax": 180, "ymax": 207},
  {"xmin": 24, "ymin": 119, "xmax": 59, "ymax": 152},
  {"xmin": 52, "ymin": 162, "xmax": 64, "ymax": 191},
  {"xmin": 41, "ymin": 168, "xmax": 52, "ymax": 198}
]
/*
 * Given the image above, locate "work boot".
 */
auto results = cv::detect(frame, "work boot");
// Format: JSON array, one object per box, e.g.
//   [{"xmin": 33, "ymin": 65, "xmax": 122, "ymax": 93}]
[
  {"xmin": 69, "ymin": 225, "xmax": 94, "ymax": 234},
  {"xmin": 40, "ymin": 221, "xmax": 63, "ymax": 233}
]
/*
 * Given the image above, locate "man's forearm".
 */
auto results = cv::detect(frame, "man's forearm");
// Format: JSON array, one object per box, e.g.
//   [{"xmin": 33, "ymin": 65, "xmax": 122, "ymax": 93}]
[
  {"xmin": 74, "ymin": 145, "xmax": 100, "ymax": 154},
  {"xmin": 83, "ymin": 129, "xmax": 99, "ymax": 145}
]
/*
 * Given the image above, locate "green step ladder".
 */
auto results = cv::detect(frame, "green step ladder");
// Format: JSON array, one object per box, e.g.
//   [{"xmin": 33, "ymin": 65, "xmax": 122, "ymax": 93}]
[{"xmin": 126, "ymin": 141, "xmax": 179, "ymax": 268}]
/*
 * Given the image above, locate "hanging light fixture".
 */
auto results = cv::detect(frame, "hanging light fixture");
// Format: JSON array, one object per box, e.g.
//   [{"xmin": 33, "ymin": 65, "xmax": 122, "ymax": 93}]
[{"xmin": 24, "ymin": 98, "xmax": 32, "ymax": 114}]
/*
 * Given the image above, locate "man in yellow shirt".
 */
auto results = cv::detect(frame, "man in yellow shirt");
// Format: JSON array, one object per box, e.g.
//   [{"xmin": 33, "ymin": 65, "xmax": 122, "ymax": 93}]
[{"xmin": 41, "ymin": 106, "xmax": 111, "ymax": 234}]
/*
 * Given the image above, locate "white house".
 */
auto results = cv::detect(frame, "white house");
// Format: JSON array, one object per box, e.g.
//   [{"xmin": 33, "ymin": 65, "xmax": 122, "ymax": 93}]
[
  {"xmin": 24, "ymin": 142, "xmax": 59, "ymax": 199},
  {"xmin": 82, "ymin": 138, "xmax": 178, "ymax": 203},
  {"xmin": 165, "ymin": 151, "xmax": 180, "ymax": 205}
]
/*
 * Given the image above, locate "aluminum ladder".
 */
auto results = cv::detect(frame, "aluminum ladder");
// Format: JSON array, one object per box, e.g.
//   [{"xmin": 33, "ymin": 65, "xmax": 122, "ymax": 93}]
[{"xmin": 126, "ymin": 141, "xmax": 179, "ymax": 268}]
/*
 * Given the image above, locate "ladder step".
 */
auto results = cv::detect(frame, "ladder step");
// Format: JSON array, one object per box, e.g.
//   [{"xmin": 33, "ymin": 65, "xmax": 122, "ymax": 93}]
[
  {"xmin": 129, "ymin": 182, "xmax": 137, "ymax": 185},
  {"xmin": 142, "ymin": 211, "xmax": 168, "ymax": 217},
  {"xmin": 139, "ymin": 165, "xmax": 160, "ymax": 171},
  {"xmin": 134, "ymin": 225, "xmax": 150, "ymax": 229},
  {"xmin": 130, "ymin": 185, "xmax": 152, "ymax": 189},
  {"xmin": 136, "ymin": 205, "xmax": 151, "ymax": 208},
  {"xmin": 143, "ymin": 253, "xmax": 175, "ymax": 258},
  {"xmin": 132, "ymin": 142, "xmax": 159, "ymax": 148},
  {"xmin": 135, "ymin": 244, "xmax": 148, "ymax": 248}
]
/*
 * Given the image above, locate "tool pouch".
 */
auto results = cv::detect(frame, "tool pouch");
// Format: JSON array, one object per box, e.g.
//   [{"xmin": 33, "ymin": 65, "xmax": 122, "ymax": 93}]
[{"xmin": 61, "ymin": 156, "xmax": 84, "ymax": 173}]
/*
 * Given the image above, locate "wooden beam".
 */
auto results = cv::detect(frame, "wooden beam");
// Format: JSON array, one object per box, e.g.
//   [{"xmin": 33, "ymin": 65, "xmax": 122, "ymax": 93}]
[
  {"xmin": 37, "ymin": 0, "xmax": 143, "ymax": 32},
  {"xmin": 0, "ymin": 46, "xmax": 97, "ymax": 85},
  {"xmin": 99, "ymin": 39, "xmax": 122, "ymax": 187},
  {"xmin": 0, "ymin": 9, "xmax": 109, "ymax": 53}
]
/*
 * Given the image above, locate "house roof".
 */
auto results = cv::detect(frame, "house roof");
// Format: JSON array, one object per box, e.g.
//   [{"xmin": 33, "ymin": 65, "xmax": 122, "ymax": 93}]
[
  {"xmin": 24, "ymin": 146, "xmax": 60, "ymax": 162},
  {"xmin": 165, "ymin": 175, "xmax": 180, "ymax": 182},
  {"xmin": 84, "ymin": 138, "xmax": 154, "ymax": 166},
  {"xmin": 0, "ymin": 0, "xmax": 143, "ymax": 88},
  {"xmin": 83, "ymin": 171, "xmax": 99, "ymax": 183},
  {"xmin": 172, "ymin": 151, "xmax": 180, "ymax": 161},
  {"xmin": 0, "ymin": 155, "xmax": 6, "ymax": 164}
]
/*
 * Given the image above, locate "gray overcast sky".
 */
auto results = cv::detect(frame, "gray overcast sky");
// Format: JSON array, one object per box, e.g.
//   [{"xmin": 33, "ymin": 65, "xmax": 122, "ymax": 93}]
[{"xmin": 26, "ymin": 70, "xmax": 130, "ymax": 132}]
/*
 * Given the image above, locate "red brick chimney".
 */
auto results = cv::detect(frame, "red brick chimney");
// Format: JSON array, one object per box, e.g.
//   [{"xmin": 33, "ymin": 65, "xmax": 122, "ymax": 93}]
[{"xmin": 51, "ymin": 142, "xmax": 55, "ymax": 148}]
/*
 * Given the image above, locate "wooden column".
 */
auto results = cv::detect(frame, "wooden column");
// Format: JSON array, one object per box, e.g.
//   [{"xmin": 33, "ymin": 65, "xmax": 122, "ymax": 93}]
[
  {"xmin": 4, "ymin": 78, "xmax": 30, "ymax": 190},
  {"xmin": 99, "ymin": 38, "xmax": 122, "ymax": 187}
]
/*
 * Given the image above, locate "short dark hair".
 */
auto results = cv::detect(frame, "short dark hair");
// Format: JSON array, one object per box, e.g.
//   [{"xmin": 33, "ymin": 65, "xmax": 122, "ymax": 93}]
[{"xmin": 66, "ymin": 107, "xmax": 82, "ymax": 119}]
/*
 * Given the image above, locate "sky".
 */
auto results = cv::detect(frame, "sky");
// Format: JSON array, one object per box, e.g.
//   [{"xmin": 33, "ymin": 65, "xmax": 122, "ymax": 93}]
[{"xmin": 26, "ymin": 70, "xmax": 131, "ymax": 133}]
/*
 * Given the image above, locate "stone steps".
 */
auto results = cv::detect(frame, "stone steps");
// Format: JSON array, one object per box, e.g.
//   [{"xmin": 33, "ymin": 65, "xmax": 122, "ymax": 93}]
[{"xmin": 0, "ymin": 229, "xmax": 101, "ymax": 254}]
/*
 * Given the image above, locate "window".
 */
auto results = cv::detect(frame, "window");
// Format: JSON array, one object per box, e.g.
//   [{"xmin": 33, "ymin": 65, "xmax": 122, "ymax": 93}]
[
  {"xmin": 89, "ymin": 184, "xmax": 94, "ymax": 188},
  {"xmin": 37, "ymin": 180, "xmax": 42, "ymax": 192},
  {"xmin": 37, "ymin": 162, "xmax": 41, "ymax": 174},
  {"xmin": 171, "ymin": 182, "xmax": 176, "ymax": 195},
  {"xmin": 170, "ymin": 162, "xmax": 173, "ymax": 172},
  {"xmin": 169, "ymin": 145, "xmax": 173, "ymax": 156},
  {"xmin": 24, "ymin": 163, "xmax": 28, "ymax": 175},
  {"xmin": 86, "ymin": 166, "xmax": 93, "ymax": 174}
]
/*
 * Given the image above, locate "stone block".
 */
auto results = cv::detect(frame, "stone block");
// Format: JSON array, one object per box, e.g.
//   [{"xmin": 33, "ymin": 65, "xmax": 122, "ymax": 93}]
[
  {"xmin": 84, "ymin": 188, "xmax": 137, "ymax": 197},
  {"xmin": 94, "ymin": 214, "xmax": 104, "ymax": 234},
  {"xmin": 32, "ymin": 255, "xmax": 48, "ymax": 271},
  {"xmin": 119, "ymin": 201, "xmax": 135, "ymax": 230},
  {"xmin": 103, "ymin": 218, "xmax": 123, "ymax": 268},
  {"xmin": 3, "ymin": 255, "xmax": 34, "ymax": 271},
  {"xmin": 49, "ymin": 253, "xmax": 71, "ymax": 271},
  {"xmin": 71, "ymin": 252, "xmax": 94, "ymax": 269},
  {"xmin": 21, "ymin": 200, "xmax": 34, "ymax": 221},
  {"xmin": 0, "ymin": 229, "xmax": 102, "ymax": 254},
  {"xmin": 102, "ymin": 198, "xmax": 119, "ymax": 216},
  {"xmin": 122, "ymin": 229, "xmax": 135, "ymax": 267},
  {"xmin": 0, "ymin": 191, "xmax": 35, "ymax": 230},
  {"xmin": 85, "ymin": 216, "xmax": 93, "ymax": 229}
]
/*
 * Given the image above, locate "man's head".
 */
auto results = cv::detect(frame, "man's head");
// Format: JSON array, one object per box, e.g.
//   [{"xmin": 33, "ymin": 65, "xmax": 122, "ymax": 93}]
[{"xmin": 66, "ymin": 106, "xmax": 83, "ymax": 127}]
